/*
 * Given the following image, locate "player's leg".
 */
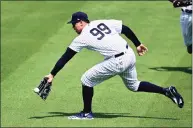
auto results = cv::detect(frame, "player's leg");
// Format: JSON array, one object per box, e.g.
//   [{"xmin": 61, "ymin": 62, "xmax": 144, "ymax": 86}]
[
  {"xmin": 137, "ymin": 81, "xmax": 184, "ymax": 108},
  {"xmin": 180, "ymin": 12, "xmax": 192, "ymax": 54},
  {"xmin": 120, "ymin": 64, "xmax": 165, "ymax": 94},
  {"xmin": 119, "ymin": 49, "xmax": 166, "ymax": 94},
  {"xmin": 120, "ymin": 62, "xmax": 184, "ymax": 108},
  {"xmin": 82, "ymin": 85, "xmax": 93, "ymax": 113},
  {"xmin": 67, "ymin": 85, "xmax": 94, "ymax": 120},
  {"xmin": 68, "ymin": 58, "xmax": 118, "ymax": 120},
  {"xmin": 186, "ymin": 14, "xmax": 192, "ymax": 54}
]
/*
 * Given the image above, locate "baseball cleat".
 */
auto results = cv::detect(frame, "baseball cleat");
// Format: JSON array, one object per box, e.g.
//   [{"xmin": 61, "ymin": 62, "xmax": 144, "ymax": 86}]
[
  {"xmin": 165, "ymin": 86, "xmax": 184, "ymax": 108},
  {"xmin": 68, "ymin": 111, "xmax": 94, "ymax": 120}
]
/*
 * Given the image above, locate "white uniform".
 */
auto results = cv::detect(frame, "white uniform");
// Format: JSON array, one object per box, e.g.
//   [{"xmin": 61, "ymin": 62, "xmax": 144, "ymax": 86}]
[
  {"xmin": 180, "ymin": 5, "xmax": 192, "ymax": 46},
  {"xmin": 69, "ymin": 20, "xmax": 140, "ymax": 91}
]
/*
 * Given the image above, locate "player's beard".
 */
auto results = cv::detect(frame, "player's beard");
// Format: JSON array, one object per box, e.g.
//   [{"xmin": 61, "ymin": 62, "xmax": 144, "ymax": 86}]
[{"xmin": 76, "ymin": 30, "xmax": 81, "ymax": 34}]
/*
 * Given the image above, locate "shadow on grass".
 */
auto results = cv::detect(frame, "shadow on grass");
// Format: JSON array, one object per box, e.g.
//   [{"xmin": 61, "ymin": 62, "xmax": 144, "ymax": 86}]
[
  {"xmin": 29, "ymin": 112, "xmax": 179, "ymax": 120},
  {"xmin": 149, "ymin": 67, "xmax": 192, "ymax": 74}
]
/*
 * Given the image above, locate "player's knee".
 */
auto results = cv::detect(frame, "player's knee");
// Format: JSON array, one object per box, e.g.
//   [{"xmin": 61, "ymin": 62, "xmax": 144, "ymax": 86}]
[
  {"xmin": 81, "ymin": 74, "xmax": 88, "ymax": 86},
  {"xmin": 125, "ymin": 81, "xmax": 140, "ymax": 92},
  {"xmin": 81, "ymin": 74, "xmax": 92, "ymax": 87}
]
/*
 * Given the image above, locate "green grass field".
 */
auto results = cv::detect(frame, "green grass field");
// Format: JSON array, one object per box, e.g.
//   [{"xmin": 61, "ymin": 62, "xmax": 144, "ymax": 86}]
[{"xmin": 1, "ymin": 1, "xmax": 192, "ymax": 127}]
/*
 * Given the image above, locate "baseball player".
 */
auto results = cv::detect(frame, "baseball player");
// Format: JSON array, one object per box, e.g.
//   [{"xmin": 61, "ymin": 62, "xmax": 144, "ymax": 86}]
[
  {"xmin": 45, "ymin": 12, "xmax": 184, "ymax": 120},
  {"xmin": 169, "ymin": 0, "xmax": 192, "ymax": 54}
]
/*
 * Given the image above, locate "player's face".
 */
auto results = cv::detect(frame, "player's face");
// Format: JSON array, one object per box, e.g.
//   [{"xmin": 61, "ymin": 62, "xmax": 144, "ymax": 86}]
[{"xmin": 72, "ymin": 21, "xmax": 83, "ymax": 34}]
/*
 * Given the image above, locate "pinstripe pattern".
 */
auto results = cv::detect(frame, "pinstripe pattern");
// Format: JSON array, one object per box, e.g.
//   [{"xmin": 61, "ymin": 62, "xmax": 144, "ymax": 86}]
[
  {"xmin": 69, "ymin": 20, "xmax": 128, "ymax": 59},
  {"xmin": 180, "ymin": 6, "xmax": 192, "ymax": 46},
  {"xmin": 81, "ymin": 48, "xmax": 140, "ymax": 91},
  {"xmin": 70, "ymin": 20, "xmax": 140, "ymax": 90}
]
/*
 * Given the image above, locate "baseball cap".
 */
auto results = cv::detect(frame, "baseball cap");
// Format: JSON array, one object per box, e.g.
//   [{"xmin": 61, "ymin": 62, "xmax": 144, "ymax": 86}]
[{"xmin": 67, "ymin": 11, "xmax": 88, "ymax": 24}]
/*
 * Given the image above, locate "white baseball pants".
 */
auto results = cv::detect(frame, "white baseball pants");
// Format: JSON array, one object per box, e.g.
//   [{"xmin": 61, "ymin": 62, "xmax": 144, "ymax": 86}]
[{"xmin": 81, "ymin": 48, "xmax": 140, "ymax": 91}]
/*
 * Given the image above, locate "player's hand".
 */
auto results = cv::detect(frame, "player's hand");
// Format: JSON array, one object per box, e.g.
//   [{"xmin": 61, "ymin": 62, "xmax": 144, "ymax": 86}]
[
  {"xmin": 136, "ymin": 44, "xmax": 148, "ymax": 56},
  {"xmin": 45, "ymin": 74, "xmax": 54, "ymax": 83}
]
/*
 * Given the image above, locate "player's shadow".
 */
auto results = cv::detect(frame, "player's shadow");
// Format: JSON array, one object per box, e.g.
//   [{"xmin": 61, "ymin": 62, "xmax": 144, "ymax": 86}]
[
  {"xmin": 29, "ymin": 112, "xmax": 179, "ymax": 120},
  {"xmin": 149, "ymin": 66, "xmax": 192, "ymax": 74}
]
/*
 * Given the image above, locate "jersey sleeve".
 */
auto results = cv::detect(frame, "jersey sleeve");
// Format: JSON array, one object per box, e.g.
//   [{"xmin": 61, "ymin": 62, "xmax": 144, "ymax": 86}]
[
  {"xmin": 68, "ymin": 37, "xmax": 87, "ymax": 52},
  {"xmin": 108, "ymin": 20, "xmax": 123, "ymax": 34}
]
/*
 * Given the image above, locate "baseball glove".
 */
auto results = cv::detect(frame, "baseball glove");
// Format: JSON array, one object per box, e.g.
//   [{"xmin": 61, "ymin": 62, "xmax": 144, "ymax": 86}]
[
  {"xmin": 172, "ymin": 0, "xmax": 192, "ymax": 7},
  {"xmin": 34, "ymin": 77, "xmax": 52, "ymax": 100}
]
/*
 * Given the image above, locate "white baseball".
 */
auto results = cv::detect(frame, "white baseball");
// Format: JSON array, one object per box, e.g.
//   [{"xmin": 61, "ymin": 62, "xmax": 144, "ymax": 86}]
[{"xmin": 34, "ymin": 88, "xmax": 40, "ymax": 93}]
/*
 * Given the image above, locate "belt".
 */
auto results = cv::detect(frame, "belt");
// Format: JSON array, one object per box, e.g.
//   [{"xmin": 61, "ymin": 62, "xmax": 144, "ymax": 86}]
[
  {"xmin": 115, "ymin": 52, "xmax": 124, "ymax": 58},
  {"xmin": 114, "ymin": 45, "xmax": 128, "ymax": 58},
  {"xmin": 181, "ymin": 9, "xmax": 192, "ymax": 14}
]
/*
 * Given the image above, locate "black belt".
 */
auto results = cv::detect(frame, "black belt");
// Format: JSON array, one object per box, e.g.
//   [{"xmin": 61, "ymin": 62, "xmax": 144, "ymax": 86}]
[
  {"xmin": 115, "ymin": 52, "xmax": 124, "ymax": 58},
  {"xmin": 114, "ymin": 45, "xmax": 128, "ymax": 58},
  {"xmin": 181, "ymin": 9, "xmax": 192, "ymax": 14}
]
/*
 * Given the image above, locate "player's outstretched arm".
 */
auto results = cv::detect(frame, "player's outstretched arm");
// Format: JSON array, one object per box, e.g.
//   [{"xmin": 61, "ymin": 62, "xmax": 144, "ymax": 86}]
[
  {"xmin": 46, "ymin": 47, "xmax": 77, "ymax": 83},
  {"xmin": 121, "ymin": 25, "xmax": 148, "ymax": 56},
  {"xmin": 121, "ymin": 25, "xmax": 141, "ymax": 48}
]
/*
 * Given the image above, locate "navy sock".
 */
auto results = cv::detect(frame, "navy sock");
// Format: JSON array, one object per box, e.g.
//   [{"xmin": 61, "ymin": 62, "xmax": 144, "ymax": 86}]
[
  {"xmin": 82, "ymin": 85, "xmax": 93, "ymax": 113},
  {"xmin": 137, "ymin": 81, "xmax": 166, "ymax": 95}
]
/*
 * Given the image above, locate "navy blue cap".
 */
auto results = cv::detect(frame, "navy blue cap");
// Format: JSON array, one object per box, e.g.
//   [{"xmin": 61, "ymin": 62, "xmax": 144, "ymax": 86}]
[{"xmin": 67, "ymin": 11, "xmax": 88, "ymax": 24}]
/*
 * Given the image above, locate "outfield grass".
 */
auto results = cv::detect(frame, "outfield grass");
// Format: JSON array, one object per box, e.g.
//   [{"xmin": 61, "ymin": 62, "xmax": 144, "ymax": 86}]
[{"xmin": 1, "ymin": 1, "xmax": 192, "ymax": 127}]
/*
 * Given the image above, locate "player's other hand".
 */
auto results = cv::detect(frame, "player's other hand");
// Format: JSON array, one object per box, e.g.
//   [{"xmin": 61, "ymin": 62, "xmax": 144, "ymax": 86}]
[
  {"xmin": 45, "ymin": 74, "xmax": 54, "ymax": 83},
  {"xmin": 136, "ymin": 44, "xmax": 148, "ymax": 56}
]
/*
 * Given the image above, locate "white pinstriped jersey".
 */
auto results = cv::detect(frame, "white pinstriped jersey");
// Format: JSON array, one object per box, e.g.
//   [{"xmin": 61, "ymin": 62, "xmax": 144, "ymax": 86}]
[{"xmin": 69, "ymin": 20, "xmax": 131, "ymax": 59}]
